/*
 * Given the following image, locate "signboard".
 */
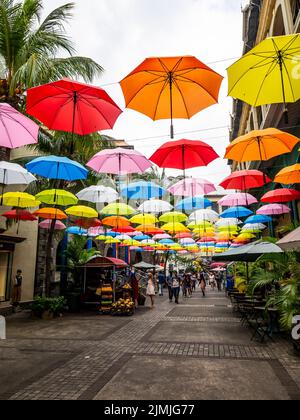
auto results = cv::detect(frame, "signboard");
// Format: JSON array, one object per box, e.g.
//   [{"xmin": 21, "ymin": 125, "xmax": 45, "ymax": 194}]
[{"xmin": 292, "ymin": 316, "xmax": 300, "ymax": 341}]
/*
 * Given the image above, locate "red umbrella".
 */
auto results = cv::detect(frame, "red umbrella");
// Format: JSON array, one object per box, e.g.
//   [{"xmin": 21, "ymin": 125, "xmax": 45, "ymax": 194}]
[
  {"xmin": 197, "ymin": 237, "xmax": 216, "ymax": 243},
  {"xmin": 26, "ymin": 78, "xmax": 122, "ymax": 135},
  {"xmin": 111, "ymin": 226, "xmax": 136, "ymax": 234},
  {"xmin": 150, "ymin": 139, "xmax": 219, "ymax": 171},
  {"xmin": 2, "ymin": 210, "xmax": 37, "ymax": 221},
  {"xmin": 75, "ymin": 218, "xmax": 102, "ymax": 229},
  {"xmin": 220, "ymin": 170, "xmax": 271, "ymax": 190},
  {"xmin": 261, "ymin": 189, "xmax": 300, "ymax": 203},
  {"xmin": 175, "ymin": 232, "xmax": 193, "ymax": 239}
]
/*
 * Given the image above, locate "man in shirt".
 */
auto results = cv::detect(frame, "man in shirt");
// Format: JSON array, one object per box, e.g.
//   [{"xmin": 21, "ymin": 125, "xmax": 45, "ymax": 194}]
[{"xmin": 12, "ymin": 269, "xmax": 23, "ymax": 307}]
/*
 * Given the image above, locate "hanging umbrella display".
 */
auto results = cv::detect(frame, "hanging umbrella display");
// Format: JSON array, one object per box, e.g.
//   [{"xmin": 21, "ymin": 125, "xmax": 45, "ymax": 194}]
[
  {"xmin": 26, "ymin": 78, "xmax": 122, "ymax": 135},
  {"xmin": 189, "ymin": 209, "xmax": 219, "ymax": 223},
  {"xmin": 74, "ymin": 218, "xmax": 102, "ymax": 229},
  {"xmin": 101, "ymin": 203, "xmax": 136, "ymax": 216},
  {"xmin": 175, "ymin": 197, "xmax": 212, "ymax": 212},
  {"xmin": 175, "ymin": 232, "xmax": 193, "ymax": 239},
  {"xmin": 215, "ymin": 218, "xmax": 242, "ymax": 227},
  {"xmin": 35, "ymin": 190, "xmax": 78, "ymax": 206},
  {"xmin": 2, "ymin": 209, "xmax": 37, "ymax": 221},
  {"xmin": 121, "ymin": 181, "xmax": 166, "ymax": 200},
  {"xmin": 77, "ymin": 185, "xmax": 118, "ymax": 204},
  {"xmin": 245, "ymin": 215, "xmax": 273, "ymax": 224},
  {"xmin": 159, "ymin": 212, "xmax": 188, "ymax": 224},
  {"xmin": 274, "ymin": 164, "xmax": 300, "ymax": 185},
  {"xmin": 1, "ymin": 192, "xmax": 40, "ymax": 208},
  {"xmin": 34, "ymin": 208, "xmax": 67, "ymax": 220},
  {"xmin": 39, "ymin": 220, "xmax": 66, "ymax": 231},
  {"xmin": 188, "ymin": 221, "xmax": 213, "ymax": 229},
  {"xmin": 0, "ymin": 162, "xmax": 36, "ymax": 187},
  {"xmin": 66, "ymin": 206, "xmax": 98, "ymax": 219},
  {"xmin": 136, "ymin": 225, "xmax": 165, "ymax": 235},
  {"xmin": 111, "ymin": 226, "xmax": 135, "ymax": 234},
  {"xmin": 130, "ymin": 214, "xmax": 158, "ymax": 225},
  {"xmin": 219, "ymin": 193, "xmax": 258, "ymax": 207},
  {"xmin": 261, "ymin": 189, "xmax": 300, "ymax": 203},
  {"xmin": 242, "ymin": 223, "xmax": 267, "ymax": 232},
  {"xmin": 152, "ymin": 233, "xmax": 172, "ymax": 240},
  {"xmin": 225, "ymin": 128, "xmax": 300, "ymax": 162},
  {"xmin": 0, "ymin": 103, "xmax": 39, "ymax": 149},
  {"xmin": 161, "ymin": 222, "xmax": 190, "ymax": 233},
  {"xmin": 120, "ymin": 55, "xmax": 223, "ymax": 138},
  {"xmin": 66, "ymin": 226, "xmax": 88, "ymax": 236},
  {"xmin": 257, "ymin": 204, "xmax": 291, "ymax": 216},
  {"xmin": 220, "ymin": 207, "xmax": 253, "ymax": 219},
  {"xmin": 220, "ymin": 170, "xmax": 271, "ymax": 190},
  {"xmin": 138, "ymin": 199, "xmax": 173, "ymax": 214},
  {"xmin": 168, "ymin": 178, "xmax": 216, "ymax": 197},
  {"xmin": 88, "ymin": 227, "xmax": 105, "ymax": 237},
  {"xmin": 102, "ymin": 216, "xmax": 131, "ymax": 228},
  {"xmin": 227, "ymin": 34, "xmax": 300, "ymax": 122},
  {"xmin": 26, "ymin": 156, "xmax": 88, "ymax": 181}
]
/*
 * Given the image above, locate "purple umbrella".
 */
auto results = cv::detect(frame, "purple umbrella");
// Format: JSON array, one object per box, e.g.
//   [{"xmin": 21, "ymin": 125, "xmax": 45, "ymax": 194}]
[
  {"xmin": 219, "ymin": 193, "xmax": 258, "ymax": 207},
  {"xmin": 0, "ymin": 103, "xmax": 39, "ymax": 149},
  {"xmin": 168, "ymin": 178, "xmax": 216, "ymax": 197},
  {"xmin": 257, "ymin": 204, "xmax": 291, "ymax": 216},
  {"xmin": 39, "ymin": 220, "xmax": 66, "ymax": 230}
]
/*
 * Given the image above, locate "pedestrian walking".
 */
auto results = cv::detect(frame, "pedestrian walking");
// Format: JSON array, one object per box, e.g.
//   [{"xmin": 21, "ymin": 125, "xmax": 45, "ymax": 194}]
[
  {"xmin": 167, "ymin": 272, "xmax": 174, "ymax": 302},
  {"xmin": 172, "ymin": 272, "xmax": 181, "ymax": 304},
  {"xmin": 216, "ymin": 272, "xmax": 223, "ymax": 292},
  {"xmin": 209, "ymin": 273, "xmax": 217, "ymax": 291},
  {"xmin": 158, "ymin": 272, "xmax": 166, "ymax": 296},
  {"xmin": 130, "ymin": 268, "xmax": 139, "ymax": 308},
  {"xmin": 146, "ymin": 272, "xmax": 156, "ymax": 309},
  {"xmin": 199, "ymin": 271, "xmax": 206, "ymax": 298},
  {"xmin": 12, "ymin": 269, "xmax": 23, "ymax": 307}
]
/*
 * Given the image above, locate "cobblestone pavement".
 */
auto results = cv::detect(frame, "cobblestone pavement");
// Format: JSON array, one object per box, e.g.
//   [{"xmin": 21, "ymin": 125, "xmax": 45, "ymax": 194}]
[{"xmin": 1, "ymin": 289, "xmax": 300, "ymax": 400}]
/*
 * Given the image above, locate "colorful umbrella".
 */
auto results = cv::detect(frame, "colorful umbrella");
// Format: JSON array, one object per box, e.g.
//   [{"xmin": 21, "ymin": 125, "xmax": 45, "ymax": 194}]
[
  {"xmin": 138, "ymin": 199, "xmax": 173, "ymax": 214},
  {"xmin": 26, "ymin": 78, "xmax": 122, "ymax": 135},
  {"xmin": 219, "ymin": 193, "xmax": 257, "ymax": 207},
  {"xmin": 274, "ymin": 164, "xmax": 300, "ymax": 185},
  {"xmin": 34, "ymin": 208, "xmax": 67, "ymax": 220},
  {"xmin": 111, "ymin": 226, "xmax": 135, "ymax": 234},
  {"xmin": 0, "ymin": 162, "xmax": 36, "ymax": 186},
  {"xmin": 215, "ymin": 218, "xmax": 242, "ymax": 227},
  {"xmin": 175, "ymin": 232, "xmax": 193, "ymax": 239},
  {"xmin": 35, "ymin": 190, "xmax": 78, "ymax": 206},
  {"xmin": 1, "ymin": 192, "xmax": 40, "ymax": 208},
  {"xmin": 152, "ymin": 234, "xmax": 172, "ymax": 240},
  {"xmin": 39, "ymin": 220, "xmax": 66, "ymax": 231},
  {"xmin": 26, "ymin": 156, "xmax": 88, "ymax": 181},
  {"xmin": 75, "ymin": 218, "xmax": 102, "ymax": 229},
  {"xmin": 220, "ymin": 170, "xmax": 271, "ymax": 190},
  {"xmin": 2, "ymin": 209, "xmax": 37, "ymax": 221},
  {"xmin": 257, "ymin": 204, "xmax": 291, "ymax": 216},
  {"xmin": 188, "ymin": 221, "xmax": 213, "ymax": 229},
  {"xmin": 227, "ymin": 34, "xmax": 300, "ymax": 122},
  {"xmin": 77, "ymin": 185, "xmax": 118, "ymax": 204},
  {"xmin": 130, "ymin": 214, "xmax": 158, "ymax": 225},
  {"xmin": 101, "ymin": 203, "xmax": 136, "ymax": 216},
  {"xmin": 189, "ymin": 209, "xmax": 219, "ymax": 223},
  {"xmin": 242, "ymin": 223, "xmax": 267, "ymax": 231},
  {"xmin": 120, "ymin": 56, "xmax": 223, "ymax": 138},
  {"xmin": 121, "ymin": 181, "xmax": 166, "ymax": 200},
  {"xmin": 225, "ymin": 128, "xmax": 300, "ymax": 162},
  {"xmin": 220, "ymin": 207, "xmax": 253, "ymax": 219},
  {"xmin": 261, "ymin": 189, "xmax": 300, "ymax": 203},
  {"xmin": 66, "ymin": 206, "xmax": 98, "ymax": 219},
  {"xmin": 133, "ymin": 234, "xmax": 151, "ymax": 241},
  {"xmin": 88, "ymin": 227, "xmax": 105, "ymax": 237},
  {"xmin": 66, "ymin": 226, "xmax": 88, "ymax": 235},
  {"xmin": 136, "ymin": 225, "xmax": 165, "ymax": 235},
  {"xmin": 0, "ymin": 103, "xmax": 39, "ymax": 149},
  {"xmin": 168, "ymin": 178, "xmax": 216, "ymax": 197},
  {"xmin": 159, "ymin": 212, "xmax": 188, "ymax": 224},
  {"xmin": 102, "ymin": 216, "xmax": 131, "ymax": 228},
  {"xmin": 161, "ymin": 222, "xmax": 190, "ymax": 233},
  {"xmin": 175, "ymin": 196, "xmax": 212, "ymax": 212},
  {"xmin": 245, "ymin": 215, "xmax": 272, "ymax": 224}
]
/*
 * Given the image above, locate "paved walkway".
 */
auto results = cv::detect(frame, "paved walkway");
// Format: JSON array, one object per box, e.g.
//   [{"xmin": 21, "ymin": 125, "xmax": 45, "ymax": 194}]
[{"xmin": 0, "ymin": 288, "xmax": 300, "ymax": 400}]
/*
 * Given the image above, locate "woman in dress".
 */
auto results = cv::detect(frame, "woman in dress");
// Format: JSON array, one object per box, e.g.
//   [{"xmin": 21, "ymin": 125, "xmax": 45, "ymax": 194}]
[{"xmin": 146, "ymin": 272, "xmax": 156, "ymax": 309}]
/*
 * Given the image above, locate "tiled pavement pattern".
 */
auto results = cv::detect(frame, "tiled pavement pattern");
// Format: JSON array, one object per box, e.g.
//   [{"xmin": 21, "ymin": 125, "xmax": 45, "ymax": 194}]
[{"xmin": 1, "ymin": 289, "xmax": 300, "ymax": 400}]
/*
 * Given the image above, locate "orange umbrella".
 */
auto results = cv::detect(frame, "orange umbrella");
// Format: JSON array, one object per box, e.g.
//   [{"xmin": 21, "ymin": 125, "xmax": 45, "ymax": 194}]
[
  {"xmin": 120, "ymin": 56, "xmax": 223, "ymax": 138},
  {"xmin": 225, "ymin": 128, "xmax": 300, "ymax": 162},
  {"xmin": 136, "ymin": 225, "xmax": 165, "ymax": 235},
  {"xmin": 102, "ymin": 216, "xmax": 131, "ymax": 229},
  {"xmin": 274, "ymin": 164, "xmax": 300, "ymax": 185},
  {"xmin": 34, "ymin": 208, "xmax": 67, "ymax": 220}
]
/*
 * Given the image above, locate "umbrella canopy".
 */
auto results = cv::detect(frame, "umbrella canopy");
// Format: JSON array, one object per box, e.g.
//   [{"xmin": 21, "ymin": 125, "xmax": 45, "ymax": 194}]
[
  {"xmin": 215, "ymin": 218, "xmax": 241, "ymax": 227},
  {"xmin": 66, "ymin": 226, "xmax": 88, "ymax": 236},
  {"xmin": 159, "ymin": 212, "xmax": 188, "ymax": 224},
  {"xmin": 159, "ymin": 239, "xmax": 175, "ymax": 245},
  {"xmin": 138, "ymin": 199, "xmax": 173, "ymax": 214},
  {"xmin": 213, "ymin": 241, "xmax": 284, "ymax": 262},
  {"xmin": 136, "ymin": 225, "xmax": 165, "ymax": 235},
  {"xmin": 153, "ymin": 233, "xmax": 172, "ymax": 240},
  {"xmin": 101, "ymin": 203, "xmax": 136, "ymax": 216},
  {"xmin": 261, "ymin": 189, "xmax": 300, "ymax": 203},
  {"xmin": 39, "ymin": 220, "xmax": 66, "ymax": 230},
  {"xmin": 0, "ymin": 162, "xmax": 36, "ymax": 186},
  {"xmin": 189, "ymin": 209, "xmax": 219, "ymax": 223},
  {"xmin": 220, "ymin": 207, "xmax": 253, "ymax": 219},
  {"xmin": 111, "ymin": 226, "xmax": 135, "ymax": 234},
  {"xmin": 168, "ymin": 178, "xmax": 216, "ymax": 197},
  {"xmin": 87, "ymin": 148, "xmax": 151, "ymax": 175},
  {"xmin": 245, "ymin": 215, "xmax": 272, "ymax": 224},
  {"xmin": 219, "ymin": 193, "xmax": 257, "ymax": 207},
  {"xmin": 220, "ymin": 170, "xmax": 271, "ymax": 190},
  {"xmin": 66, "ymin": 206, "xmax": 98, "ymax": 219},
  {"xmin": 225, "ymin": 128, "xmax": 300, "ymax": 162},
  {"xmin": 1, "ymin": 192, "xmax": 40, "ymax": 208},
  {"xmin": 161, "ymin": 222, "xmax": 190, "ymax": 233},
  {"xmin": 242, "ymin": 223, "xmax": 267, "ymax": 231},
  {"xmin": 150, "ymin": 139, "xmax": 219, "ymax": 170},
  {"xmin": 175, "ymin": 232, "xmax": 193, "ymax": 239},
  {"xmin": 77, "ymin": 185, "xmax": 118, "ymax": 204},
  {"xmin": 102, "ymin": 216, "xmax": 131, "ymax": 228},
  {"xmin": 277, "ymin": 227, "xmax": 300, "ymax": 251},
  {"xmin": 34, "ymin": 208, "xmax": 67, "ymax": 220},
  {"xmin": 35, "ymin": 190, "xmax": 78, "ymax": 207},
  {"xmin": 26, "ymin": 78, "xmax": 122, "ymax": 135},
  {"xmin": 121, "ymin": 181, "xmax": 166, "ymax": 200},
  {"xmin": 130, "ymin": 214, "xmax": 158, "ymax": 225},
  {"xmin": 26, "ymin": 156, "xmax": 88, "ymax": 181},
  {"xmin": 257, "ymin": 204, "xmax": 291, "ymax": 216},
  {"xmin": 74, "ymin": 218, "xmax": 102, "ymax": 229},
  {"xmin": 175, "ymin": 196, "xmax": 212, "ymax": 212},
  {"xmin": 88, "ymin": 227, "xmax": 105, "ymax": 237},
  {"xmin": 274, "ymin": 164, "xmax": 300, "ymax": 185},
  {"xmin": 120, "ymin": 56, "xmax": 223, "ymax": 138},
  {"xmin": 227, "ymin": 34, "xmax": 300, "ymax": 118},
  {"xmin": 2, "ymin": 209, "xmax": 37, "ymax": 221},
  {"xmin": 0, "ymin": 103, "xmax": 39, "ymax": 149}
]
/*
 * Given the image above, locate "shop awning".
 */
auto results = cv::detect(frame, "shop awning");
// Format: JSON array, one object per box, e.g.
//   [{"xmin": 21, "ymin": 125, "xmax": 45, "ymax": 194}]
[
  {"xmin": 81, "ymin": 256, "xmax": 128, "ymax": 268},
  {"xmin": 212, "ymin": 242, "xmax": 283, "ymax": 263},
  {"xmin": 277, "ymin": 227, "xmax": 300, "ymax": 251}
]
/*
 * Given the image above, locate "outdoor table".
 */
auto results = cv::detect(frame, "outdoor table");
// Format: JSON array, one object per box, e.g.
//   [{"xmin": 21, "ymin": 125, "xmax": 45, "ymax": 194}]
[{"xmin": 251, "ymin": 307, "xmax": 280, "ymax": 342}]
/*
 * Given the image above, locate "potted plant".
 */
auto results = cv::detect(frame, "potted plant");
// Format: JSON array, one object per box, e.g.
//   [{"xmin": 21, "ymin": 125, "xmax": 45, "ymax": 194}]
[{"xmin": 32, "ymin": 296, "xmax": 66, "ymax": 320}]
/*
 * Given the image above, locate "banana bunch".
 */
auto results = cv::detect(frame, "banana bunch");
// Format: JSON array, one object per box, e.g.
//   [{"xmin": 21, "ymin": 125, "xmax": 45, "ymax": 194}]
[{"xmin": 111, "ymin": 298, "xmax": 135, "ymax": 315}]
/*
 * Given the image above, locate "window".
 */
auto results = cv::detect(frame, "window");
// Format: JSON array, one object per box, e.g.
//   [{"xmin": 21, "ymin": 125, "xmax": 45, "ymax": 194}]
[{"xmin": 0, "ymin": 252, "xmax": 10, "ymax": 302}]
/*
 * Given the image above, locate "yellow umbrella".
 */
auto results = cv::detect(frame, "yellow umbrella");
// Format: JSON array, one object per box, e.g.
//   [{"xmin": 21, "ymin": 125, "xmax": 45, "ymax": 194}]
[
  {"xmin": 101, "ymin": 203, "xmax": 136, "ymax": 216},
  {"xmin": 161, "ymin": 222, "xmax": 190, "ymax": 233},
  {"xmin": 237, "ymin": 233, "xmax": 256, "ymax": 240},
  {"xmin": 159, "ymin": 212, "xmax": 188, "ymax": 223},
  {"xmin": 66, "ymin": 206, "xmax": 98, "ymax": 219},
  {"xmin": 35, "ymin": 190, "xmax": 78, "ymax": 206},
  {"xmin": 123, "ymin": 239, "xmax": 141, "ymax": 246},
  {"xmin": 130, "ymin": 214, "xmax": 158, "ymax": 225},
  {"xmin": 1, "ymin": 192, "xmax": 40, "ymax": 208},
  {"xmin": 188, "ymin": 221, "xmax": 213, "ymax": 229},
  {"xmin": 105, "ymin": 238, "xmax": 121, "ymax": 244},
  {"xmin": 96, "ymin": 235, "xmax": 107, "ymax": 241}
]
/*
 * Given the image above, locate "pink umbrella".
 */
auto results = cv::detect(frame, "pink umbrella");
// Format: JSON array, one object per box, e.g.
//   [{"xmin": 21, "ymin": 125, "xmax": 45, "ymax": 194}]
[
  {"xmin": 39, "ymin": 219, "xmax": 66, "ymax": 230},
  {"xmin": 0, "ymin": 103, "xmax": 39, "ymax": 149},
  {"xmin": 87, "ymin": 148, "xmax": 151, "ymax": 175},
  {"xmin": 88, "ymin": 227, "xmax": 106, "ymax": 237},
  {"xmin": 168, "ymin": 178, "xmax": 216, "ymax": 197},
  {"xmin": 152, "ymin": 233, "xmax": 172, "ymax": 240},
  {"xmin": 257, "ymin": 204, "xmax": 291, "ymax": 216},
  {"xmin": 127, "ymin": 231, "xmax": 142, "ymax": 237},
  {"xmin": 219, "ymin": 193, "xmax": 258, "ymax": 207}
]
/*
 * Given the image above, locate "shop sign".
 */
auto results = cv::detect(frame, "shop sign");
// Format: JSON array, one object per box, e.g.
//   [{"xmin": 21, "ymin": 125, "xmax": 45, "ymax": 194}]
[
  {"xmin": 0, "ymin": 316, "xmax": 5, "ymax": 340},
  {"xmin": 292, "ymin": 316, "xmax": 300, "ymax": 341}
]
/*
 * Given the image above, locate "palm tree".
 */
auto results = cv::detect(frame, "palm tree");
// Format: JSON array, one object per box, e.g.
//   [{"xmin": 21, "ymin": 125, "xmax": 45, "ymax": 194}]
[{"xmin": 0, "ymin": 0, "xmax": 103, "ymax": 101}]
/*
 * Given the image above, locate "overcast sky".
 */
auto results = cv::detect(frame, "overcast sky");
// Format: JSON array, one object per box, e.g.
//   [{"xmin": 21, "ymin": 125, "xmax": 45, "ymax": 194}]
[{"xmin": 44, "ymin": 0, "xmax": 246, "ymax": 185}]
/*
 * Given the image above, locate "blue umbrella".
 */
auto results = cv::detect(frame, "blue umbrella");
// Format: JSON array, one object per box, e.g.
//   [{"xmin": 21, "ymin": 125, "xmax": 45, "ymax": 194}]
[
  {"xmin": 26, "ymin": 156, "xmax": 88, "ymax": 181},
  {"xmin": 159, "ymin": 239, "xmax": 175, "ymax": 245},
  {"xmin": 121, "ymin": 181, "xmax": 166, "ymax": 200},
  {"xmin": 66, "ymin": 226, "xmax": 88, "ymax": 235},
  {"xmin": 133, "ymin": 235, "xmax": 151, "ymax": 241},
  {"xmin": 106, "ymin": 231, "xmax": 120, "ymax": 238},
  {"xmin": 220, "ymin": 207, "xmax": 253, "ymax": 219},
  {"xmin": 175, "ymin": 196, "xmax": 212, "ymax": 212},
  {"xmin": 245, "ymin": 215, "xmax": 272, "ymax": 224}
]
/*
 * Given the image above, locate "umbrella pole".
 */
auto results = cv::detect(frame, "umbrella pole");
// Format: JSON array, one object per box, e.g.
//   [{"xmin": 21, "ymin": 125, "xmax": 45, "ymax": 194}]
[
  {"xmin": 169, "ymin": 74, "xmax": 174, "ymax": 139},
  {"xmin": 70, "ymin": 92, "xmax": 77, "ymax": 156},
  {"xmin": 1, "ymin": 169, "xmax": 6, "ymax": 205},
  {"xmin": 278, "ymin": 54, "xmax": 289, "ymax": 124}
]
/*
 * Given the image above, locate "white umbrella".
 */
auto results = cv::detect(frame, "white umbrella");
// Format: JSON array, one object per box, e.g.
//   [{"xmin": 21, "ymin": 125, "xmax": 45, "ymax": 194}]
[
  {"xmin": 0, "ymin": 161, "xmax": 36, "ymax": 186},
  {"xmin": 138, "ymin": 199, "xmax": 173, "ymax": 214},
  {"xmin": 189, "ymin": 209, "xmax": 219, "ymax": 223},
  {"xmin": 77, "ymin": 185, "xmax": 118, "ymax": 204},
  {"xmin": 116, "ymin": 234, "xmax": 132, "ymax": 241},
  {"xmin": 141, "ymin": 239, "xmax": 156, "ymax": 245},
  {"xmin": 242, "ymin": 223, "xmax": 267, "ymax": 231},
  {"xmin": 215, "ymin": 218, "xmax": 242, "ymax": 227}
]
